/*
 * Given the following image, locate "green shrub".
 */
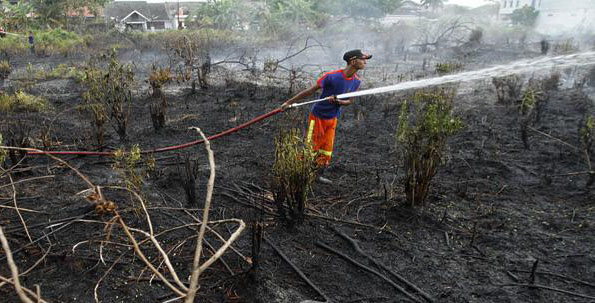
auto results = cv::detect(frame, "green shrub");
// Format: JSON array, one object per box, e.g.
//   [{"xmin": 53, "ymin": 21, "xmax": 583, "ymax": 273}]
[
  {"xmin": 113, "ymin": 145, "xmax": 146, "ymax": 191},
  {"xmin": 396, "ymin": 89, "xmax": 463, "ymax": 207},
  {"xmin": 34, "ymin": 64, "xmax": 85, "ymax": 81},
  {"xmin": 0, "ymin": 91, "xmax": 49, "ymax": 112},
  {"xmin": 82, "ymin": 50, "xmax": 134, "ymax": 142},
  {"xmin": 272, "ymin": 128, "xmax": 318, "ymax": 224},
  {"xmin": 0, "ymin": 35, "xmax": 28, "ymax": 55},
  {"xmin": 0, "ymin": 60, "xmax": 12, "ymax": 79},
  {"xmin": 435, "ymin": 62, "xmax": 463, "ymax": 76},
  {"xmin": 518, "ymin": 86, "xmax": 546, "ymax": 149},
  {"xmin": 35, "ymin": 29, "xmax": 85, "ymax": 56}
]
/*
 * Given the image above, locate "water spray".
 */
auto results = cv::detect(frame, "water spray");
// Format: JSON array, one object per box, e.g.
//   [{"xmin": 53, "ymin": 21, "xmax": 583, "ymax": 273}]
[
  {"xmin": 0, "ymin": 31, "xmax": 26, "ymax": 37},
  {"xmin": 289, "ymin": 51, "xmax": 595, "ymax": 109},
  {"xmin": 22, "ymin": 51, "xmax": 595, "ymax": 156}
]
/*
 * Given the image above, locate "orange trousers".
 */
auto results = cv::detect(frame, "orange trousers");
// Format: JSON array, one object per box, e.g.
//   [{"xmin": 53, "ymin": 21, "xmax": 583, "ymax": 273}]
[{"xmin": 307, "ymin": 113, "xmax": 337, "ymax": 167}]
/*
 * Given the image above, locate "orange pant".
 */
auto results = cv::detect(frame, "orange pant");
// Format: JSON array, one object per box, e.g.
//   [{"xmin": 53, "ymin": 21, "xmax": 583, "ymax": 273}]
[{"xmin": 307, "ymin": 113, "xmax": 337, "ymax": 167}]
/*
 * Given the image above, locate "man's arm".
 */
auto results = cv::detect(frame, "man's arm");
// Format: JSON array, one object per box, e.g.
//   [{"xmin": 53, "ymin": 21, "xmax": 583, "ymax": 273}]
[
  {"xmin": 336, "ymin": 98, "xmax": 353, "ymax": 106},
  {"xmin": 281, "ymin": 84, "xmax": 320, "ymax": 109}
]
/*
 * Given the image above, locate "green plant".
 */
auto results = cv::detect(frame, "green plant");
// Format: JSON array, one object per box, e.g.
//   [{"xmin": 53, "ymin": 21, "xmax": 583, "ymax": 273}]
[
  {"xmin": 272, "ymin": 128, "xmax": 318, "ymax": 224},
  {"xmin": 0, "ymin": 60, "xmax": 11, "ymax": 79},
  {"xmin": 149, "ymin": 66, "xmax": 172, "ymax": 97},
  {"xmin": 34, "ymin": 29, "xmax": 86, "ymax": 56},
  {"xmin": 518, "ymin": 86, "xmax": 545, "ymax": 149},
  {"xmin": 34, "ymin": 64, "xmax": 86, "ymax": 81},
  {"xmin": 112, "ymin": 145, "xmax": 155, "ymax": 192},
  {"xmin": 82, "ymin": 50, "xmax": 134, "ymax": 142},
  {"xmin": 396, "ymin": 89, "xmax": 463, "ymax": 207},
  {"xmin": 435, "ymin": 62, "xmax": 463, "ymax": 76},
  {"xmin": 0, "ymin": 91, "xmax": 49, "ymax": 112},
  {"xmin": 194, "ymin": 0, "xmax": 248, "ymax": 30}
]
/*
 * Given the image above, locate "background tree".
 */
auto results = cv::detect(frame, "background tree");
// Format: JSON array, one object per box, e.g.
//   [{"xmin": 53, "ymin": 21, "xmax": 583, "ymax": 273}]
[
  {"xmin": 29, "ymin": 0, "xmax": 111, "ymax": 28},
  {"xmin": 318, "ymin": 0, "xmax": 403, "ymax": 18},
  {"xmin": 194, "ymin": 0, "xmax": 247, "ymax": 30},
  {"xmin": 0, "ymin": 1, "xmax": 34, "ymax": 30},
  {"xmin": 421, "ymin": 0, "xmax": 446, "ymax": 10},
  {"xmin": 510, "ymin": 5, "xmax": 539, "ymax": 27}
]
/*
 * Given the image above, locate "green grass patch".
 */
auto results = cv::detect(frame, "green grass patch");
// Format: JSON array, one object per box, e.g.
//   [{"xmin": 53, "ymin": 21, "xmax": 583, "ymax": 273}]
[
  {"xmin": 33, "ymin": 64, "xmax": 86, "ymax": 81},
  {"xmin": 0, "ymin": 91, "xmax": 49, "ymax": 113}
]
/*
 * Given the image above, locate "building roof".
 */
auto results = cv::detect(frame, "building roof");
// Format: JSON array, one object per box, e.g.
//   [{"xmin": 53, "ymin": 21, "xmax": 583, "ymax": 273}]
[{"xmin": 104, "ymin": 1, "xmax": 171, "ymax": 21}]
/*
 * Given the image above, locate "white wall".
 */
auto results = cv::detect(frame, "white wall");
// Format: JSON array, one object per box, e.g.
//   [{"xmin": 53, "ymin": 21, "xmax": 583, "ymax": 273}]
[{"xmin": 536, "ymin": 0, "xmax": 595, "ymax": 36}]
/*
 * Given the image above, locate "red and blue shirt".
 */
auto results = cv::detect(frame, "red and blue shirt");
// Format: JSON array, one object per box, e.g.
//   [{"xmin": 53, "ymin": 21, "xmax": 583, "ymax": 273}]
[{"xmin": 311, "ymin": 69, "xmax": 361, "ymax": 119}]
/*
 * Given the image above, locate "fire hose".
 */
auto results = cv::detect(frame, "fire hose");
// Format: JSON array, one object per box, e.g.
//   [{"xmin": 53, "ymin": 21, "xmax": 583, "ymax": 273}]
[{"xmin": 25, "ymin": 97, "xmax": 331, "ymax": 157}]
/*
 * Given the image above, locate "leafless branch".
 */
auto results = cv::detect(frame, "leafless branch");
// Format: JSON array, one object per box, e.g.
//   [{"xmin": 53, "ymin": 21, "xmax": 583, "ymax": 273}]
[
  {"xmin": 185, "ymin": 127, "xmax": 216, "ymax": 303},
  {"xmin": 0, "ymin": 226, "xmax": 36, "ymax": 303}
]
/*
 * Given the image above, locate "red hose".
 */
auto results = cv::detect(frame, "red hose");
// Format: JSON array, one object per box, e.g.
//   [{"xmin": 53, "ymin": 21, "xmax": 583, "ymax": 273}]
[{"xmin": 27, "ymin": 108, "xmax": 285, "ymax": 156}]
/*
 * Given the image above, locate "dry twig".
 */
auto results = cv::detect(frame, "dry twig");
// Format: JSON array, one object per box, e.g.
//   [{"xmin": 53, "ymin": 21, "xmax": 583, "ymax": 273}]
[
  {"xmin": 185, "ymin": 127, "xmax": 217, "ymax": 303},
  {"xmin": 332, "ymin": 227, "xmax": 434, "ymax": 302},
  {"xmin": 7, "ymin": 173, "xmax": 33, "ymax": 243},
  {"xmin": 315, "ymin": 240, "xmax": 422, "ymax": 303},
  {"xmin": 0, "ymin": 226, "xmax": 36, "ymax": 303}
]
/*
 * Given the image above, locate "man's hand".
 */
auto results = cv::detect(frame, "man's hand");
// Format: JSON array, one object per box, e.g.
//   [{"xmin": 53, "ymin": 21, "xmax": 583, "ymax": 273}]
[
  {"xmin": 327, "ymin": 95, "xmax": 338, "ymax": 104},
  {"xmin": 328, "ymin": 95, "xmax": 352, "ymax": 106},
  {"xmin": 281, "ymin": 101, "xmax": 291, "ymax": 110}
]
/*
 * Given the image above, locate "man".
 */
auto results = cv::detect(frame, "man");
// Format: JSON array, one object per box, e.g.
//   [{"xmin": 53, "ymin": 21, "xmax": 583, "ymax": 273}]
[
  {"xmin": 281, "ymin": 49, "xmax": 372, "ymax": 184},
  {"xmin": 28, "ymin": 31, "xmax": 34, "ymax": 55}
]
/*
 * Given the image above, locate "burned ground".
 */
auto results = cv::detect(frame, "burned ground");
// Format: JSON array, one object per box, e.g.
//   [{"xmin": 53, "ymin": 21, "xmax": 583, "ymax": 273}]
[{"xmin": 1, "ymin": 45, "xmax": 594, "ymax": 303}]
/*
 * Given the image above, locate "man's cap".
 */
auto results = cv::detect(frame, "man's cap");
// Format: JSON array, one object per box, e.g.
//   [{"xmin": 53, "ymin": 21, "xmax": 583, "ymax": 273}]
[{"xmin": 343, "ymin": 49, "xmax": 372, "ymax": 62}]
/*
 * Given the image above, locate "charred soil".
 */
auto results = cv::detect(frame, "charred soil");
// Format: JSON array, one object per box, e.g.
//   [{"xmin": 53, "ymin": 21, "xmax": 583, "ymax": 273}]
[{"xmin": 0, "ymin": 48, "xmax": 594, "ymax": 303}]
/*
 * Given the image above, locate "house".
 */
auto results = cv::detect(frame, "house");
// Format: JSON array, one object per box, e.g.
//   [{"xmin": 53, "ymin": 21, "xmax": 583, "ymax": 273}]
[
  {"xmin": 104, "ymin": 0, "xmax": 205, "ymax": 31},
  {"xmin": 499, "ymin": 0, "xmax": 595, "ymax": 36},
  {"xmin": 535, "ymin": 0, "xmax": 595, "ymax": 36}
]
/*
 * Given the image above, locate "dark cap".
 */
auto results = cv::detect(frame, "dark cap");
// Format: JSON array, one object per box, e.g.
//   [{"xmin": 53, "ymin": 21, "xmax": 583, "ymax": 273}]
[{"xmin": 343, "ymin": 49, "xmax": 372, "ymax": 62}]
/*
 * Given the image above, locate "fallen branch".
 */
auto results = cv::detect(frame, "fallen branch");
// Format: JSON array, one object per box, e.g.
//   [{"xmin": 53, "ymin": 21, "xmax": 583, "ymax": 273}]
[
  {"xmin": 264, "ymin": 236, "xmax": 330, "ymax": 303},
  {"xmin": 307, "ymin": 213, "xmax": 403, "ymax": 240},
  {"xmin": 511, "ymin": 269, "xmax": 595, "ymax": 289},
  {"xmin": 0, "ymin": 205, "xmax": 44, "ymax": 213},
  {"xmin": 0, "ymin": 175, "xmax": 56, "ymax": 190},
  {"xmin": 315, "ymin": 240, "xmax": 421, "ymax": 303},
  {"xmin": 501, "ymin": 283, "xmax": 595, "ymax": 300},
  {"xmin": 332, "ymin": 227, "xmax": 434, "ymax": 303},
  {"xmin": 527, "ymin": 127, "xmax": 578, "ymax": 150}
]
